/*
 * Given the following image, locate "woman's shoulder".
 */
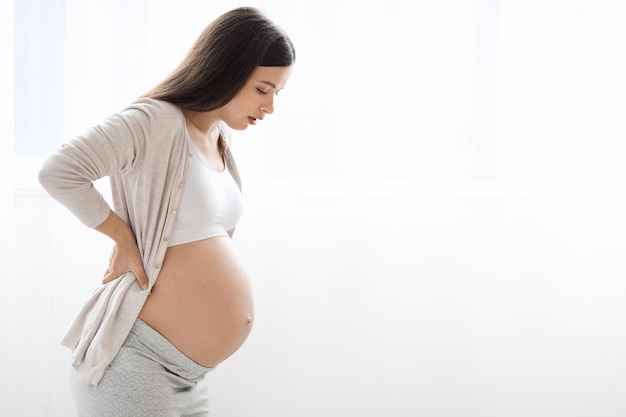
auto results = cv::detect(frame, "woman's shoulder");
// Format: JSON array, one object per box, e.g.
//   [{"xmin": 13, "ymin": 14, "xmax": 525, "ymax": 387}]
[
  {"xmin": 108, "ymin": 98, "xmax": 186, "ymax": 143},
  {"xmin": 122, "ymin": 98, "xmax": 183, "ymax": 122}
]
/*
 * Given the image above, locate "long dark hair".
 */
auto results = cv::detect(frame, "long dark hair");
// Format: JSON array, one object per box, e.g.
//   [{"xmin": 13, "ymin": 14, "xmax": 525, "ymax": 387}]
[{"xmin": 144, "ymin": 7, "xmax": 295, "ymax": 112}]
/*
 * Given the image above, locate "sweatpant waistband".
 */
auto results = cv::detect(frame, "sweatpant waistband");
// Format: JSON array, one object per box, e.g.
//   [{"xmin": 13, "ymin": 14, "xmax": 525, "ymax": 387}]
[{"xmin": 128, "ymin": 318, "xmax": 213, "ymax": 382}]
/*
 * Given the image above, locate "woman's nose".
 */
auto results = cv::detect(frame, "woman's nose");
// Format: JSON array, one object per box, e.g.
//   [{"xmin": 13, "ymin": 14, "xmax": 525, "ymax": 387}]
[{"xmin": 261, "ymin": 97, "xmax": 274, "ymax": 115}]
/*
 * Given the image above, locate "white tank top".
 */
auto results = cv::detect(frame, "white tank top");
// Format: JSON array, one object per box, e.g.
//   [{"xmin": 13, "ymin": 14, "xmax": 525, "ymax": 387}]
[{"xmin": 168, "ymin": 137, "xmax": 243, "ymax": 247}]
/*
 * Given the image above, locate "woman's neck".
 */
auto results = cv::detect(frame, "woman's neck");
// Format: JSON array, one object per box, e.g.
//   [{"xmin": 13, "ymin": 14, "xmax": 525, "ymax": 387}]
[{"xmin": 182, "ymin": 108, "xmax": 221, "ymax": 144}]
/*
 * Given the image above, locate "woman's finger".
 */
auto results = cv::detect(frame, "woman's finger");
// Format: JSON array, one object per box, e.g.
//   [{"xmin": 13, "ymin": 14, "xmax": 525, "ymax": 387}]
[
  {"xmin": 102, "ymin": 269, "xmax": 148, "ymax": 290},
  {"xmin": 134, "ymin": 269, "xmax": 149, "ymax": 290},
  {"xmin": 102, "ymin": 268, "xmax": 126, "ymax": 285},
  {"xmin": 102, "ymin": 271, "xmax": 116, "ymax": 285}
]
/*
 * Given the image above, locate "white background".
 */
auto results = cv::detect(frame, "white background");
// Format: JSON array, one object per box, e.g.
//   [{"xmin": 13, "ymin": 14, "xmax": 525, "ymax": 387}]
[{"xmin": 2, "ymin": 0, "xmax": 626, "ymax": 416}]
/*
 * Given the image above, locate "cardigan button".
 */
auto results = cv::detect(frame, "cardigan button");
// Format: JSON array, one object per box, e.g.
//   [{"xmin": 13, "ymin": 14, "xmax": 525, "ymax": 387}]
[
  {"xmin": 179, "ymin": 182, "xmax": 185, "ymax": 188},
  {"xmin": 172, "ymin": 209, "xmax": 177, "ymax": 215},
  {"xmin": 154, "ymin": 264, "xmax": 161, "ymax": 269}
]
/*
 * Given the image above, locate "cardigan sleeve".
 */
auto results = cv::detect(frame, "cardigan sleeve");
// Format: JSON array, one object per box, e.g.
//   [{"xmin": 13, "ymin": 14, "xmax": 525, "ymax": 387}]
[{"xmin": 38, "ymin": 104, "xmax": 156, "ymax": 228}]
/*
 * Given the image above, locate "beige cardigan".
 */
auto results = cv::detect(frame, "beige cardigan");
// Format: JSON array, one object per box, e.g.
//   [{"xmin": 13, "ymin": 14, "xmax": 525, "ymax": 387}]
[{"xmin": 39, "ymin": 98, "xmax": 242, "ymax": 387}]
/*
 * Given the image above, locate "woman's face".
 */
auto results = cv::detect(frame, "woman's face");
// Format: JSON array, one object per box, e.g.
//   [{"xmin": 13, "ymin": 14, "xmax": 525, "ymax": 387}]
[{"xmin": 218, "ymin": 65, "xmax": 294, "ymax": 130}]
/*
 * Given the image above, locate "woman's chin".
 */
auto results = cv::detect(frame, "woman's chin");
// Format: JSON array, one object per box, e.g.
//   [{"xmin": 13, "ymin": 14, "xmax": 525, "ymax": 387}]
[{"xmin": 225, "ymin": 121, "xmax": 249, "ymax": 131}]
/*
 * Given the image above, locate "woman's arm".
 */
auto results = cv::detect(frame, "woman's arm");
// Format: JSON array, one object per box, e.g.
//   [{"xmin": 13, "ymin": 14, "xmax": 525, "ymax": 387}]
[
  {"xmin": 95, "ymin": 210, "xmax": 149, "ymax": 290},
  {"xmin": 38, "ymin": 108, "xmax": 148, "ymax": 228},
  {"xmin": 39, "ymin": 105, "xmax": 154, "ymax": 287}
]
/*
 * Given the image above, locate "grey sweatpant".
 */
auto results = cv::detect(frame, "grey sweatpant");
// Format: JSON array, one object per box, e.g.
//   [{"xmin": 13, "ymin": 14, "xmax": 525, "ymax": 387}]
[{"xmin": 70, "ymin": 319, "xmax": 213, "ymax": 417}]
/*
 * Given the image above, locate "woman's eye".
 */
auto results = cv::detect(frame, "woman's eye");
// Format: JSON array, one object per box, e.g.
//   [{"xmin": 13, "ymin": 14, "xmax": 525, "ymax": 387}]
[{"xmin": 256, "ymin": 88, "xmax": 268, "ymax": 95}]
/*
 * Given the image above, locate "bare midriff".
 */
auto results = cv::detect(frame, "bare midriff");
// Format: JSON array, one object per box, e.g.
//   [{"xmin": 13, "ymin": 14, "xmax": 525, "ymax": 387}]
[{"xmin": 138, "ymin": 236, "xmax": 253, "ymax": 368}]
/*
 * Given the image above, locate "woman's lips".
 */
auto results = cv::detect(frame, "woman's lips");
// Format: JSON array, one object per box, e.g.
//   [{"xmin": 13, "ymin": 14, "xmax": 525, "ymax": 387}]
[{"xmin": 248, "ymin": 116, "xmax": 257, "ymax": 125}]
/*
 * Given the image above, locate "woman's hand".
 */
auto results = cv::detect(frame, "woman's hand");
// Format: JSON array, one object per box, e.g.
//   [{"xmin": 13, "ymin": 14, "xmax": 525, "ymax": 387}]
[
  {"xmin": 103, "ymin": 240, "xmax": 149, "ymax": 289},
  {"xmin": 95, "ymin": 210, "xmax": 149, "ymax": 290}
]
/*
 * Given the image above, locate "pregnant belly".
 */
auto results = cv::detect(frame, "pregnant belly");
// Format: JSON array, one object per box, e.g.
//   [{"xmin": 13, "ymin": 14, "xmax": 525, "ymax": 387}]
[{"xmin": 138, "ymin": 237, "xmax": 254, "ymax": 367}]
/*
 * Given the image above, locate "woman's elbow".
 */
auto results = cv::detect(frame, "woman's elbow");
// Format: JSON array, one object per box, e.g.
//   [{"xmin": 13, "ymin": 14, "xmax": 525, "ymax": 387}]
[
  {"xmin": 38, "ymin": 157, "xmax": 56, "ymax": 191},
  {"xmin": 37, "ymin": 155, "xmax": 67, "ymax": 195}
]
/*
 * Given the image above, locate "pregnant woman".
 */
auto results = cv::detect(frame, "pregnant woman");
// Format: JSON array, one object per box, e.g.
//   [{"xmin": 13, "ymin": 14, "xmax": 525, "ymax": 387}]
[{"xmin": 38, "ymin": 7, "xmax": 294, "ymax": 416}]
